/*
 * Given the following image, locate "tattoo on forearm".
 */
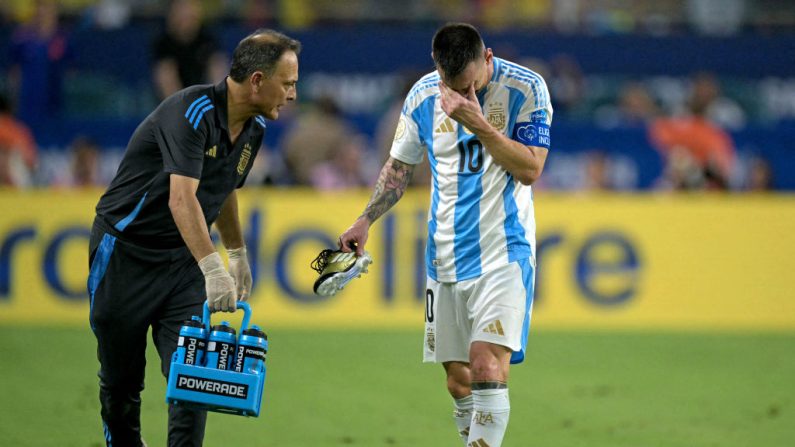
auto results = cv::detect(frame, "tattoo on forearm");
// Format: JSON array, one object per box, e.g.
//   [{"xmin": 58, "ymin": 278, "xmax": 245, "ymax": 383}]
[{"xmin": 361, "ymin": 159, "xmax": 414, "ymax": 223}]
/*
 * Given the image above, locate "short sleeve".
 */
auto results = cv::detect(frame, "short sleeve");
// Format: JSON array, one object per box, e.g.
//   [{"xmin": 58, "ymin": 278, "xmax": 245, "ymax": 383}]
[
  {"xmin": 153, "ymin": 98, "xmax": 209, "ymax": 179},
  {"xmin": 511, "ymin": 78, "xmax": 553, "ymax": 150},
  {"xmin": 389, "ymin": 101, "xmax": 424, "ymax": 165}
]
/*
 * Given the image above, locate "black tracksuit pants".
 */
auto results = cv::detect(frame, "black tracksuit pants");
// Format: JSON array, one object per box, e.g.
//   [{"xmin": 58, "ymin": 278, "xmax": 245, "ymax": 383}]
[{"xmin": 88, "ymin": 220, "xmax": 207, "ymax": 446}]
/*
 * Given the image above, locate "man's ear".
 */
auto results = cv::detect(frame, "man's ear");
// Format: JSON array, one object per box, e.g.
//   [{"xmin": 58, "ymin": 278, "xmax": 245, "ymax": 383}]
[{"xmin": 250, "ymin": 71, "xmax": 264, "ymax": 92}]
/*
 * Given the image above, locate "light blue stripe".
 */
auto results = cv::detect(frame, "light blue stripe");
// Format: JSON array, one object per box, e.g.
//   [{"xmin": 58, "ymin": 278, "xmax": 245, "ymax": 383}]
[
  {"xmin": 408, "ymin": 75, "xmax": 441, "ymax": 102},
  {"xmin": 192, "ymin": 104, "xmax": 215, "ymax": 129},
  {"xmin": 88, "ymin": 234, "xmax": 117, "ymax": 331},
  {"xmin": 502, "ymin": 63, "xmax": 547, "ymax": 106},
  {"xmin": 188, "ymin": 98, "xmax": 211, "ymax": 124},
  {"xmin": 511, "ymin": 257, "xmax": 535, "ymax": 364},
  {"xmin": 411, "ymin": 96, "xmax": 438, "ymax": 280},
  {"xmin": 502, "ymin": 84, "xmax": 533, "ymax": 262},
  {"xmin": 255, "ymin": 116, "xmax": 267, "ymax": 128},
  {"xmin": 505, "ymin": 73, "xmax": 544, "ymax": 109},
  {"xmin": 114, "ymin": 192, "xmax": 148, "ymax": 231},
  {"xmin": 501, "ymin": 59, "xmax": 547, "ymax": 104},
  {"xmin": 506, "ymin": 86, "xmax": 525, "ymax": 137},
  {"xmin": 184, "ymin": 95, "xmax": 208, "ymax": 118},
  {"xmin": 453, "ymin": 134, "xmax": 483, "ymax": 280},
  {"xmin": 501, "ymin": 175, "xmax": 531, "ymax": 262},
  {"xmin": 491, "ymin": 57, "xmax": 502, "ymax": 82}
]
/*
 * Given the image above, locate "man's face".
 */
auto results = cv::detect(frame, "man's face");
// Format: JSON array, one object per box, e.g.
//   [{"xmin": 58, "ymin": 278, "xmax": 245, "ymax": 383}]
[
  {"xmin": 439, "ymin": 49, "xmax": 492, "ymax": 96},
  {"xmin": 255, "ymin": 51, "xmax": 299, "ymax": 120}
]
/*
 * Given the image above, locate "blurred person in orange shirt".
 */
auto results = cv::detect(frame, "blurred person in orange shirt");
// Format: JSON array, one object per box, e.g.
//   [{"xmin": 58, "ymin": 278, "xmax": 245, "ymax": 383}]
[
  {"xmin": 649, "ymin": 85, "xmax": 736, "ymax": 190},
  {"xmin": 0, "ymin": 94, "xmax": 37, "ymax": 187}
]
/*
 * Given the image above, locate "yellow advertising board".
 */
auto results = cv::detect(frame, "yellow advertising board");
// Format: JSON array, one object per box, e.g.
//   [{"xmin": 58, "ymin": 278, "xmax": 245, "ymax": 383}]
[{"xmin": 0, "ymin": 189, "xmax": 793, "ymax": 330}]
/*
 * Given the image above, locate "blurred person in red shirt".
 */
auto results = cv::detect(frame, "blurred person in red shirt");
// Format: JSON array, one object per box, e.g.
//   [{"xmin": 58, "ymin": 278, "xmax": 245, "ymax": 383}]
[
  {"xmin": 0, "ymin": 94, "xmax": 37, "ymax": 187},
  {"xmin": 649, "ymin": 86, "xmax": 736, "ymax": 190}
]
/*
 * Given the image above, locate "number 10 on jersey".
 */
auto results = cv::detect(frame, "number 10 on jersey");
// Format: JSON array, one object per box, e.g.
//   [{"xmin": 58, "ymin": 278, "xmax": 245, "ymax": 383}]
[{"xmin": 458, "ymin": 139, "xmax": 483, "ymax": 173}]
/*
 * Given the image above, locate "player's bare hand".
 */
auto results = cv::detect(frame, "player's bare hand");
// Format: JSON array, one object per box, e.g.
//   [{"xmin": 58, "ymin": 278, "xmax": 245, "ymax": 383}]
[
  {"xmin": 198, "ymin": 252, "xmax": 238, "ymax": 312},
  {"xmin": 227, "ymin": 246, "xmax": 252, "ymax": 302},
  {"xmin": 439, "ymin": 82, "xmax": 484, "ymax": 131},
  {"xmin": 339, "ymin": 217, "xmax": 370, "ymax": 256}
]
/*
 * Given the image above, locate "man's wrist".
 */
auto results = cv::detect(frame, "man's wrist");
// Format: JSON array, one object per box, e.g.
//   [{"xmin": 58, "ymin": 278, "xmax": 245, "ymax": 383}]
[
  {"xmin": 198, "ymin": 251, "xmax": 224, "ymax": 275},
  {"xmin": 227, "ymin": 246, "xmax": 246, "ymax": 259}
]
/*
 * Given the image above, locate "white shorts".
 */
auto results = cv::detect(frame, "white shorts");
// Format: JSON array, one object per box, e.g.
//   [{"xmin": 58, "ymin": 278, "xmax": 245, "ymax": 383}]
[{"xmin": 423, "ymin": 258, "xmax": 536, "ymax": 365}]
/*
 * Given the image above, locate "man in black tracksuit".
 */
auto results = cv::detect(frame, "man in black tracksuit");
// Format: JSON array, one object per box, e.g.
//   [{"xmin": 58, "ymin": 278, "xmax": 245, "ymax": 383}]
[{"xmin": 87, "ymin": 29, "xmax": 300, "ymax": 446}]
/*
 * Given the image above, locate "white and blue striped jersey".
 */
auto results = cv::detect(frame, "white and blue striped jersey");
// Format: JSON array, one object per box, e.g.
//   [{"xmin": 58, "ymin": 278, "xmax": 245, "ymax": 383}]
[{"xmin": 390, "ymin": 57, "xmax": 552, "ymax": 283}]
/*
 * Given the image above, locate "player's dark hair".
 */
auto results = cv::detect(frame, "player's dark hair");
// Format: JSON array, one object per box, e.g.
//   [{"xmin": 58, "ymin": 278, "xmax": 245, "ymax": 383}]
[
  {"xmin": 229, "ymin": 29, "xmax": 301, "ymax": 82},
  {"xmin": 432, "ymin": 23, "xmax": 485, "ymax": 79}
]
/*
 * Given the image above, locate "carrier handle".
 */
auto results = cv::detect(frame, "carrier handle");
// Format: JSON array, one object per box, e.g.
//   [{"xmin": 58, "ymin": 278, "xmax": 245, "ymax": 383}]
[{"xmin": 202, "ymin": 301, "xmax": 252, "ymax": 334}]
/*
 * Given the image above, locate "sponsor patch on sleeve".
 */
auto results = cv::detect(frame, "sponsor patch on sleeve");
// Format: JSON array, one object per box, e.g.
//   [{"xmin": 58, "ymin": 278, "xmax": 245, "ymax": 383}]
[{"xmin": 512, "ymin": 122, "xmax": 551, "ymax": 148}]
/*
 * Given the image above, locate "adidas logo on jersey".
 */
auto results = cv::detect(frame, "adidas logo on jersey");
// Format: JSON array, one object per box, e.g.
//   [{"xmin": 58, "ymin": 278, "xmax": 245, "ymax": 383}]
[
  {"xmin": 468, "ymin": 438, "xmax": 491, "ymax": 447},
  {"xmin": 205, "ymin": 145, "xmax": 217, "ymax": 158},
  {"xmin": 483, "ymin": 320, "xmax": 505, "ymax": 336},
  {"xmin": 435, "ymin": 118, "xmax": 455, "ymax": 133}
]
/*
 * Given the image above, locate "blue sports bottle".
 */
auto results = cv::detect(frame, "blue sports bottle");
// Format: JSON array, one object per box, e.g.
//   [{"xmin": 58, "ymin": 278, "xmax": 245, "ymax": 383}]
[
  {"xmin": 233, "ymin": 325, "xmax": 268, "ymax": 374},
  {"xmin": 175, "ymin": 316, "xmax": 207, "ymax": 366},
  {"xmin": 205, "ymin": 322, "xmax": 237, "ymax": 370}
]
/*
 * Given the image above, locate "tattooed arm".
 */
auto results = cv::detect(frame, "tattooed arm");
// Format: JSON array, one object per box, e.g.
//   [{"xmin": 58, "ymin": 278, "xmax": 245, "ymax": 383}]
[{"xmin": 339, "ymin": 157, "xmax": 415, "ymax": 255}]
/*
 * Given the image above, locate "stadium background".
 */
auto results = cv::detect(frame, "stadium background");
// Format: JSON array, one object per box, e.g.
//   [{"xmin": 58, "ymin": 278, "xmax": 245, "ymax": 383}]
[{"xmin": 0, "ymin": 1, "xmax": 794, "ymax": 446}]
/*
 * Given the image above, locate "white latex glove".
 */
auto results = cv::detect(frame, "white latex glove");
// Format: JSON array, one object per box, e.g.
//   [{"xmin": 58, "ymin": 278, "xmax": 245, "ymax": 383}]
[
  {"xmin": 227, "ymin": 246, "xmax": 252, "ymax": 302},
  {"xmin": 198, "ymin": 252, "xmax": 237, "ymax": 312}
]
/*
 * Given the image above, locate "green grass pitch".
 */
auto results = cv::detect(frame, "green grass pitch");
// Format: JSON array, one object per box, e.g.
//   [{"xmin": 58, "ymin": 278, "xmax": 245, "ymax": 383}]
[{"xmin": 0, "ymin": 326, "xmax": 793, "ymax": 446}]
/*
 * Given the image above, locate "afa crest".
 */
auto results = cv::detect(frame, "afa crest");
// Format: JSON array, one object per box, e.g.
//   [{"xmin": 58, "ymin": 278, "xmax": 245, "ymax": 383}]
[
  {"xmin": 487, "ymin": 108, "xmax": 506, "ymax": 131},
  {"xmin": 237, "ymin": 143, "xmax": 252, "ymax": 175}
]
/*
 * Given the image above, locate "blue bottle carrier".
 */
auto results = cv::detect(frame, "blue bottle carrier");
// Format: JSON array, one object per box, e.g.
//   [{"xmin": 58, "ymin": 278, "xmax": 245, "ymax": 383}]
[{"xmin": 166, "ymin": 302, "xmax": 267, "ymax": 417}]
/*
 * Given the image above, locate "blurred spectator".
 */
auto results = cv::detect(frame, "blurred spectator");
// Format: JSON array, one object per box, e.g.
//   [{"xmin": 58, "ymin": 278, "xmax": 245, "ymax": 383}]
[
  {"xmin": 0, "ymin": 94, "xmax": 37, "ymax": 187},
  {"xmin": 582, "ymin": 150, "xmax": 612, "ymax": 190},
  {"xmin": 69, "ymin": 136, "xmax": 101, "ymax": 187},
  {"xmin": 548, "ymin": 54, "xmax": 585, "ymax": 113},
  {"xmin": 595, "ymin": 81, "xmax": 660, "ymax": 128},
  {"xmin": 687, "ymin": 0, "xmax": 746, "ymax": 35},
  {"xmin": 7, "ymin": 0, "xmax": 74, "ymax": 132},
  {"xmin": 281, "ymin": 96, "xmax": 354, "ymax": 185},
  {"xmin": 310, "ymin": 134, "xmax": 369, "ymax": 190},
  {"xmin": 746, "ymin": 155, "xmax": 773, "ymax": 192},
  {"xmin": 649, "ymin": 95, "xmax": 736, "ymax": 190},
  {"xmin": 152, "ymin": 0, "xmax": 227, "ymax": 100},
  {"xmin": 687, "ymin": 72, "xmax": 746, "ymax": 131}
]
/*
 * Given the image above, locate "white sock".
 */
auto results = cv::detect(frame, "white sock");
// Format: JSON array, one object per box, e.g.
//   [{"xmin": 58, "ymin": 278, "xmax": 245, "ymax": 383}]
[
  {"xmin": 468, "ymin": 387, "xmax": 510, "ymax": 447},
  {"xmin": 453, "ymin": 395, "xmax": 473, "ymax": 445}
]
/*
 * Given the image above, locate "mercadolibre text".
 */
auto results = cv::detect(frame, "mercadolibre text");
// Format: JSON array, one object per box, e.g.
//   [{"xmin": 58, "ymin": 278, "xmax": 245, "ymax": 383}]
[{"xmin": 0, "ymin": 208, "xmax": 640, "ymax": 306}]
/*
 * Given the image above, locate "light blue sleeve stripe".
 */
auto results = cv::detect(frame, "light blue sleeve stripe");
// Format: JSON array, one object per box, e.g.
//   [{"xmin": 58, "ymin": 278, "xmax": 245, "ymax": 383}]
[
  {"xmin": 188, "ymin": 98, "xmax": 212, "ymax": 125},
  {"xmin": 411, "ymin": 96, "xmax": 438, "ymax": 281},
  {"xmin": 185, "ymin": 95, "xmax": 208, "ymax": 118},
  {"xmin": 114, "ymin": 192, "xmax": 148, "ymax": 231},
  {"xmin": 87, "ymin": 234, "xmax": 117, "ymax": 331},
  {"xmin": 192, "ymin": 104, "xmax": 215, "ymax": 129}
]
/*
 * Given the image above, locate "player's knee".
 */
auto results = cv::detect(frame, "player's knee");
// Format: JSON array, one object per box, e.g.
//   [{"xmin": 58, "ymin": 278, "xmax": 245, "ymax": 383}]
[
  {"xmin": 444, "ymin": 362, "xmax": 471, "ymax": 398},
  {"xmin": 470, "ymin": 357, "xmax": 503, "ymax": 382},
  {"xmin": 446, "ymin": 373, "xmax": 470, "ymax": 398}
]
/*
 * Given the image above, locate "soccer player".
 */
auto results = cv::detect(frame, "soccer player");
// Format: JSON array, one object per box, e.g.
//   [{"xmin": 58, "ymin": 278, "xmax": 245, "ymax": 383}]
[
  {"xmin": 338, "ymin": 23, "xmax": 551, "ymax": 446},
  {"xmin": 87, "ymin": 30, "xmax": 300, "ymax": 446}
]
